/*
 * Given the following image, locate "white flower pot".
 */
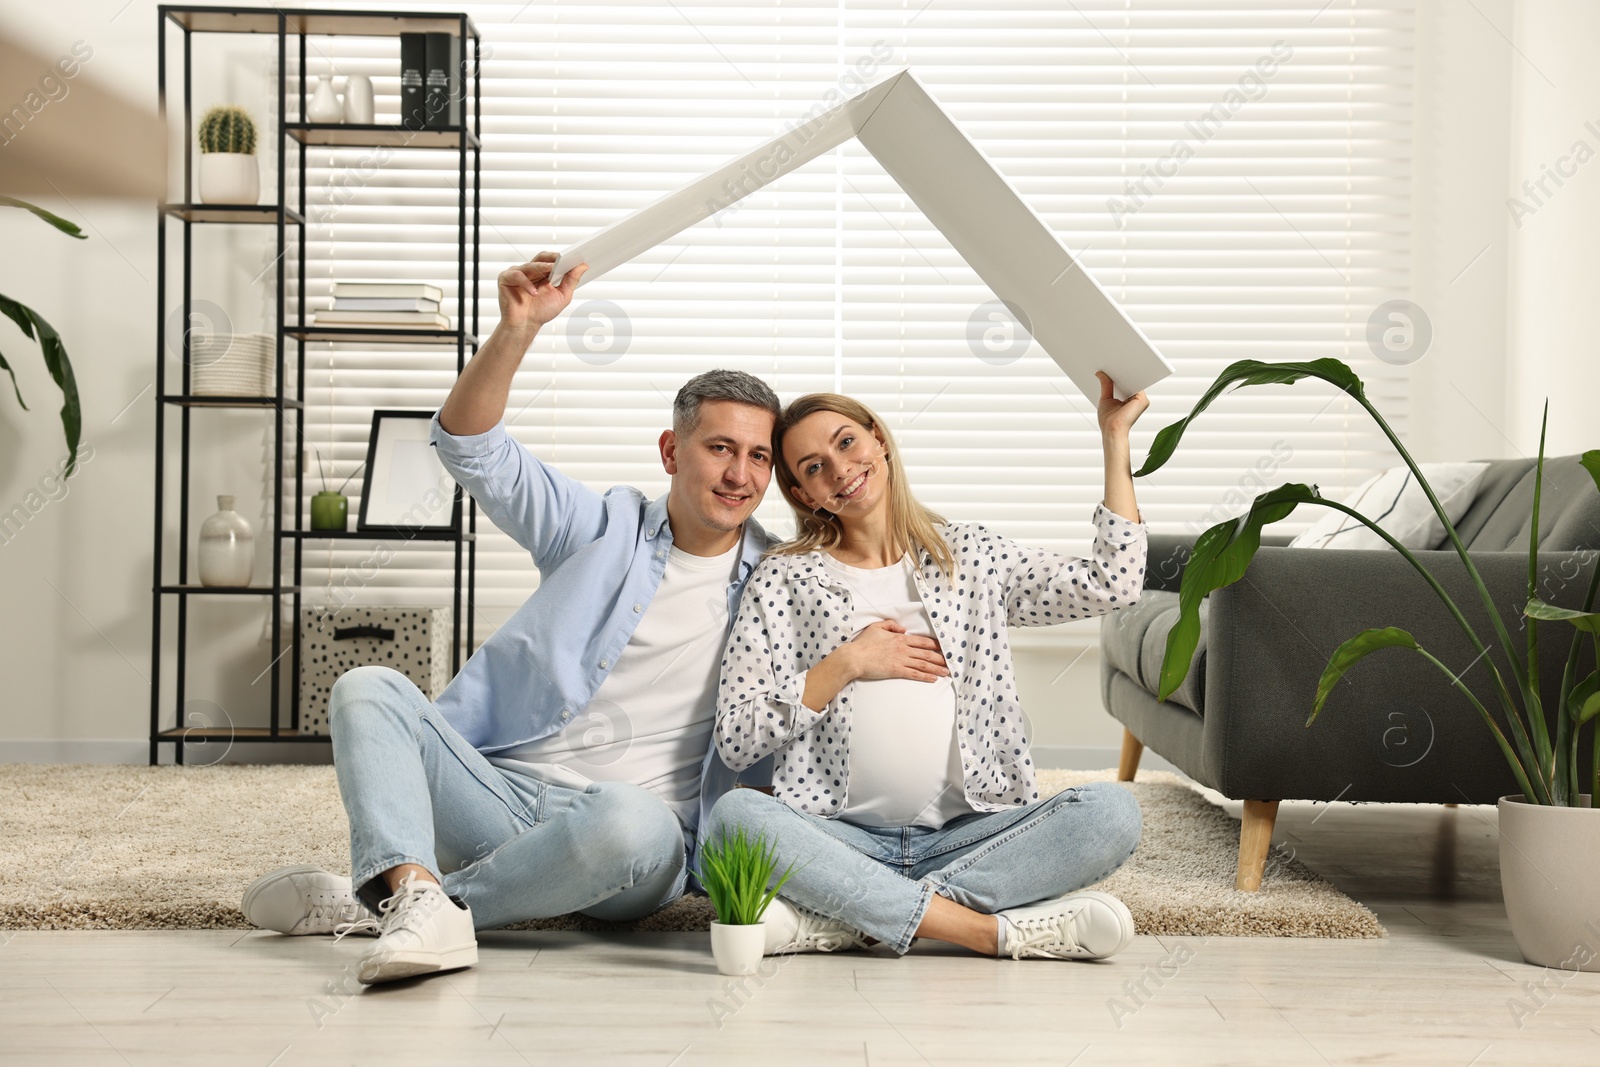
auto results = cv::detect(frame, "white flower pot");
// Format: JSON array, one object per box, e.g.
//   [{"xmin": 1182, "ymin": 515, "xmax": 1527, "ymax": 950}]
[
  {"xmin": 1498, "ymin": 794, "xmax": 1600, "ymax": 971},
  {"xmin": 198, "ymin": 153, "xmax": 259, "ymax": 205},
  {"xmin": 709, "ymin": 922, "xmax": 766, "ymax": 976}
]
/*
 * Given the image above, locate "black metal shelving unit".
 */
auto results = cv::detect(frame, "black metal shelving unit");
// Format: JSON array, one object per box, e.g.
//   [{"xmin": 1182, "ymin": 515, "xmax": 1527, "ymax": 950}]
[{"xmin": 151, "ymin": 5, "xmax": 482, "ymax": 764}]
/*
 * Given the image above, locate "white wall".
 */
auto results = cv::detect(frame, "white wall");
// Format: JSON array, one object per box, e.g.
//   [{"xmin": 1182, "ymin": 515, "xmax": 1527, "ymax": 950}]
[
  {"xmin": 1407, "ymin": 0, "xmax": 1516, "ymax": 465},
  {"xmin": 0, "ymin": 1, "xmax": 1580, "ymax": 766},
  {"xmin": 1, "ymin": 3, "xmax": 294, "ymax": 762},
  {"xmin": 1504, "ymin": 0, "xmax": 1600, "ymax": 456}
]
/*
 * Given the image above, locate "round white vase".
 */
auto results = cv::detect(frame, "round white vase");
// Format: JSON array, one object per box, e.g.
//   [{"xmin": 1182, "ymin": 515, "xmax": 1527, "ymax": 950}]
[
  {"xmin": 307, "ymin": 75, "xmax": 344, "ymax": 123},
  {"xmin": 343, "ymin": 74, "xmax": 375, "ymax": 124},
  {"xmin": 709, "ymin": 922, "xmax": 767, "ymax": 976},
  {"xmin": 1498, "ymin": 794, "xmax": 1600, "ymax": 971},
  {"xmin": 198, "ymin": 495, "xmax": 255, "ymax": 587},
  {"xmin": 197, "ymin": 153, "xmax": 259, "ymax": 205}
]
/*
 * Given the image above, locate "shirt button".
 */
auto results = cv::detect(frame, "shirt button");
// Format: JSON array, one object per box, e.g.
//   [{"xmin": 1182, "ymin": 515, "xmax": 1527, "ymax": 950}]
[
  {"xmin": 633, "ymin": 604, "xmax": 642, "ymax": 613},
  {"xmin": 656, "ymin": 550, "xmax": 665, "ymax": 560},
  {"xmin": 599, "ymin": 659, "xmax": 610, "ymax": 669}
]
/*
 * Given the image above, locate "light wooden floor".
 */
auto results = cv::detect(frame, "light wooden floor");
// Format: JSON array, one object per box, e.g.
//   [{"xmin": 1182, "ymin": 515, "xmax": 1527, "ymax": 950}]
[{"xmin": 5, "ymin": 797, "xmax": 1599, "ymax": 1066}]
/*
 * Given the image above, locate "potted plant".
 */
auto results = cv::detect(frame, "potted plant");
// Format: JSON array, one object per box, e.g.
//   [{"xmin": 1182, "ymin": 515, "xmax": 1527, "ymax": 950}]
[
  {"xmin": 1, "ymin": 197, "xmax": 85, "ymax": 476},
  {"xmin": 309, "ymin": 449, "xmax": 363, "ymax": 532},
  {"xmin": 1136, "ymin": 357, "xmax": 1600, "ymax": 970},
  {"xmin": 197, "ymin": 106, "xmax": 259, "ymax": 205},
  {"xmin": 696, "ymin": 825, "xmax": 795, "ymax": 976}
]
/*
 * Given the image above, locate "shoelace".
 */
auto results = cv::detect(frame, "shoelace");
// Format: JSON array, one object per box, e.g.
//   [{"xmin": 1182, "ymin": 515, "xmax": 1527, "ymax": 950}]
[
  {"xmin": 331, "ymin": 916, "xmax": 382, "ymax": 942},
  {"xmin": 806, "ymin": 930, "xmax": 859, "ymax": 951},
  {"xmin": 307, "ymin": 899, "xmax": 365, "ymax": 931},
  {"xmin": 791, "ymin": 910, "xmax": 865, "ymax": 952},
  {"xmin": 1004, "ymin": 909, "xmax": 1083, "ymax": 960},
  {"xmin": 331, "ymin": 872, "xmax": 439, "ymax": 943}
]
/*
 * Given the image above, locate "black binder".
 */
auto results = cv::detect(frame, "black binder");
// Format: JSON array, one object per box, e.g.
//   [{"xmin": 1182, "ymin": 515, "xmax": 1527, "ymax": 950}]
[
  {"xmin": 399, "ymin": 31, "xmax": 427, "ymax": 130},
  {"xmin": 423, "ymin": 32, "xmax": 462, "ymax": 130}
]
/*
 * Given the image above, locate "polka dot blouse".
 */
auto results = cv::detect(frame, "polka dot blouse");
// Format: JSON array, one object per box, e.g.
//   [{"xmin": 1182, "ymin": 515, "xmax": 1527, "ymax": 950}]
[{"xmin": 715, "ymin": 503, "xmax": 1148, "ymax": 817}]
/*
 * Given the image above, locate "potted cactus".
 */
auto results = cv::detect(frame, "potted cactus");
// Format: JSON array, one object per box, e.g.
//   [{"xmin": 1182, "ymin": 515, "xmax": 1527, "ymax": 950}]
[{"xmin": 197, "ymin": 106, "xmax": 259, "ymax": 205}]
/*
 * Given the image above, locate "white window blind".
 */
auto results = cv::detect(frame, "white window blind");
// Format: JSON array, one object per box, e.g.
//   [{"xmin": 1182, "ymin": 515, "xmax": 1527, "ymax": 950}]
[{"xmin": 282, "ymin": 0, "xmax": 1417, "ymax": 642}]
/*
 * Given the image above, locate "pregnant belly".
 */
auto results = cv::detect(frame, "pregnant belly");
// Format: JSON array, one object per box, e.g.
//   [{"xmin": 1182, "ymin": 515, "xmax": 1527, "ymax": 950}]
[{"xmin": 842, "ymin": 676, "xmax": 961, "ymax": 825}]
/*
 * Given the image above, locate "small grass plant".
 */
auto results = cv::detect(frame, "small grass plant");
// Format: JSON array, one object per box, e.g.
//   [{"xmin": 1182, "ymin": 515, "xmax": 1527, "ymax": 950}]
[{"xmin": 696, "ymin": 825, "xmax": 796, "ymax": 926}]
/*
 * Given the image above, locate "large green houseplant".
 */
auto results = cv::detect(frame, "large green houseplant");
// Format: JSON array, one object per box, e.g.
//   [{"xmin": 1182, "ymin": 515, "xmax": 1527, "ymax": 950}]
[
  {"xmin": 0, "ymin": 196, "xmax": 84, "ymax": 476},
  {"xmin": 1134, "ymin": 356, "xmax": 1600, "ymax": 969},
  {"xmin": 1138, "ymin": 357, "xmax": 1599, "ymax": 806}
]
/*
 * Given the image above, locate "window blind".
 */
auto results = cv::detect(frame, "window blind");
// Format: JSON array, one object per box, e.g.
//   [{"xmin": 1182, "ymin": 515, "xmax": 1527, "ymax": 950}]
[{"xmin": 281, "ymin": 0, "xmax": 1417, "ymax": 643}]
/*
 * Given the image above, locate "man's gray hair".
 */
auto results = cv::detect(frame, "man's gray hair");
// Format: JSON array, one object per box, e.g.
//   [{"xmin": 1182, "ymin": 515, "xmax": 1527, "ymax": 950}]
[{"xmin": 672, "ymin": 369, "xmax": 780, "ymax": 435}]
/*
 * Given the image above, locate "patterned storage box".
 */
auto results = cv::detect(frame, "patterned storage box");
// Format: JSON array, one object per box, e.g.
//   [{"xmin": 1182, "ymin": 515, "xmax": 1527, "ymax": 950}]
[{"xmin": 299, "ymin": 606, "xmax": 452, "ymax": 734}]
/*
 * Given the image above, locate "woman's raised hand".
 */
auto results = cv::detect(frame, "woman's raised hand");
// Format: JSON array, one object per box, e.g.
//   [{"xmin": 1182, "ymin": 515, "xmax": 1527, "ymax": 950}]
[
  {"xmin": 847, "ymin": 620, "xmax": 950, "ymax": 684},
  {"xmin": 1095, "ymin": 370, "xmax": 1149, "ymax": 439}
]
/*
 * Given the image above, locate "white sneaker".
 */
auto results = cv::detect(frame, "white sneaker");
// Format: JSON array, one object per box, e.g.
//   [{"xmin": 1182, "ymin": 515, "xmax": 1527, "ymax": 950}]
[
  {"xmin": 241, "ymin": 865, "xmax": 368, "ymax": 936},
  {"xmin": 998, "ymin": 890, "xmax": 1136, "ymax": 961},
  {"xmin": 343, "ymin": 871, "xmax": 477, "ymax": 985},
  {"xmin": 762, "ymin": 897, "xmax": 870, "ymax": 955}
]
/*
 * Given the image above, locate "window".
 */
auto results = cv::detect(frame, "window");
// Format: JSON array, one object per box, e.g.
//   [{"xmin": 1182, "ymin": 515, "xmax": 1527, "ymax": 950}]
[{"xmin": 287, "ymin": 0, "xmax": 1416, "ymax": 639}]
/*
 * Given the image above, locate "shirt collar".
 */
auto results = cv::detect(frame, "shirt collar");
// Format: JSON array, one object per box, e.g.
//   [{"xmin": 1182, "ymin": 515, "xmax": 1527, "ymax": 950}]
[
  {"xmin": 736, "ymin": 517, "xmax": 770, "ymax": 580},
  {"xmin": 644, "ymin": 492, "xmax": 672, "ymax": 541},
  {"xmin": 646, "ymin": 493, "xmax": 770, "ymax": 582}
]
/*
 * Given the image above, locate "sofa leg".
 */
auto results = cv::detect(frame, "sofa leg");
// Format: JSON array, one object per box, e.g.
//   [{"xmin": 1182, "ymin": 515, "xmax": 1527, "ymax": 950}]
[
  {"xmin": 1235, "ymin": 800, "xmax": 1281, "ymax": 893},
  {"xmin": 1117, "ymin": 729, "xmax": 1144, "ymax": 782}
]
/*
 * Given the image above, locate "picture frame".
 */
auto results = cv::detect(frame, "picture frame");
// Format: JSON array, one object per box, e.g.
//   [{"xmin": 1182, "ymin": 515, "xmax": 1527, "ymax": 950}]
[{"xmin": 356, "ymin": 409, "xmax": 461, "ymax": 534}]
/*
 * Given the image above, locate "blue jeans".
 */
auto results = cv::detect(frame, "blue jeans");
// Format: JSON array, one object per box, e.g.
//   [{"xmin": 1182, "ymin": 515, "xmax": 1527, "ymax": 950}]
[
  {"xmin": 706, "ymin": 782, "xmax": 1142, "ymax": 954},
  {"xmin": 328, "ymin": 665, "xmax": 687, "ymax": 930}
]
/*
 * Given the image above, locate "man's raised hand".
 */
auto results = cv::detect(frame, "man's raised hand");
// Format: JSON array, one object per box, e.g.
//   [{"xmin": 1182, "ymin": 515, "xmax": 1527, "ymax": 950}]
[{"xmin": 498, "ymin": 253, "xmax": 589, "ymax": 330}]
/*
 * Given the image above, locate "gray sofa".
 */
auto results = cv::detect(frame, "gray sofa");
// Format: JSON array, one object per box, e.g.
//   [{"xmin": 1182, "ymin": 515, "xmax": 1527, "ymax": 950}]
[{"xmin": 1101, "ymin": 455, "xmax": 1600, "ymax": 890}]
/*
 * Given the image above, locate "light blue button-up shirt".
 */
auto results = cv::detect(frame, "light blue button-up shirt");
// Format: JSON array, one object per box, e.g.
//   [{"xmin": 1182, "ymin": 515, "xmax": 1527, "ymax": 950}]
[{"xmin": 426, "ymin": 411, "xmax": 773, "ymax": 844}]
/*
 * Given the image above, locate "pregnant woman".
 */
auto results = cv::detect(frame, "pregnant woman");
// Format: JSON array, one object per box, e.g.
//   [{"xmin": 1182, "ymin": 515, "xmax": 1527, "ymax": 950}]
[{"xmin": 707, "ymin": 372, "xmax": 1149, "ymax": 962}]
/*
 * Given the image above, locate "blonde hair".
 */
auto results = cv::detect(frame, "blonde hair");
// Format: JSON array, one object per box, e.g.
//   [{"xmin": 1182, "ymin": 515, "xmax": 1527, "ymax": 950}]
[{"xmin": 771, "ymin": 393, "xmax": 955, "ymax": 579}]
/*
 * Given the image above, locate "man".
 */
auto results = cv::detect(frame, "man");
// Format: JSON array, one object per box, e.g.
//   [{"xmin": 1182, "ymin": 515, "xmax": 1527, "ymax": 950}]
[{"xmin": 242, "ymin": 253, "xmax": 779, "ymax": 985}]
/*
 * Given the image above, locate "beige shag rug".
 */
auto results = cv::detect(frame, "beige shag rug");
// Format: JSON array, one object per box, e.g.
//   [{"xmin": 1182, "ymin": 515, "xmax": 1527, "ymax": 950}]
[{"xmin": 0, "ymin": 764, "xmax": 1382, "ymax": 938}]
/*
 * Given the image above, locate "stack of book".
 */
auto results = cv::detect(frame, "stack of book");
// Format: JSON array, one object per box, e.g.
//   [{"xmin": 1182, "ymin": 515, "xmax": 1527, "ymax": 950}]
[{"xmin": 313, "ymin": 281, "xmax": 450, "ymax": 329}]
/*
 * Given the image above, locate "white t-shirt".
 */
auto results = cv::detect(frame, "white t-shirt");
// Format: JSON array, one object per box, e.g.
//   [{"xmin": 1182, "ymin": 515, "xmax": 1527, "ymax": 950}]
[
  {"xmin": 823, "ymin": 553, "xmax": 976, "ymax": 830},
  {"xmin": 489, "ymin": 540, "xmax": 739, "ymax": 830}
]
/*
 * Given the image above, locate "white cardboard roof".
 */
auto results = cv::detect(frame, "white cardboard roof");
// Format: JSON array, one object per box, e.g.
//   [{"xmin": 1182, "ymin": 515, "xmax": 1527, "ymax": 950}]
[{"xmin": 553, "ymin": 70, "xmax": 1173, "ymax": 401}]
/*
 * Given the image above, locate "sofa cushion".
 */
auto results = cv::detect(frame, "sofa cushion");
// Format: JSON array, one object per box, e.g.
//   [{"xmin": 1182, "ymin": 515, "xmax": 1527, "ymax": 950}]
[
  {"xmin": 1450, "ymin": 457, "xmax": 1533, "ymax": 546},
  {"xmin": 1099, "ymin": 589, "xmax": 1206, "ymax": 717},
  {"xmin": 1457, "ymin": 455, "xmax": 1600, "ymax": 552},
  {"xmin": 1289, "ymin": 462, "xmax": 1489, "ymax": 550}
]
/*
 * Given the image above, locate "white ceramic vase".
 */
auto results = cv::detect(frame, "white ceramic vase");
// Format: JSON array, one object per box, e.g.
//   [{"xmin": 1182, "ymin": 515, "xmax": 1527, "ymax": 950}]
[
  {"xmin": 198, "ymin": 495, "xmax": 255, "ymax": 587},
  {"xmin": 307, "ymin": 75, "xmax": 344, "ymax": 124},
  {"xmin": 197, "ymin": 153, "xmax": 259, "ymax": 204},
  {"xmin": 343, "ymin": 74, "xmax": 374, "ymax": 124},
  {"xmin": 709, "ymin": 922, "xmax": 766, "ymax": 976},
  {"xmin": 1498, "ymin": 794, "xmax": 1600, "ymax": 971}
]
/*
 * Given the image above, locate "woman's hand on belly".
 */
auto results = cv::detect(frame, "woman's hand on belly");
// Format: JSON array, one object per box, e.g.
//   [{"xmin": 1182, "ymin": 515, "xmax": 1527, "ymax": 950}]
[
  {"xmin": 800, "ymin": 620, "xmax": 949, "ymax": 712},
  {"xmin": 847, "ymin": 620, "xmax": 949, "ymax": 684}
]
